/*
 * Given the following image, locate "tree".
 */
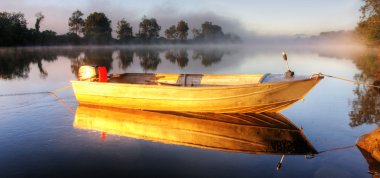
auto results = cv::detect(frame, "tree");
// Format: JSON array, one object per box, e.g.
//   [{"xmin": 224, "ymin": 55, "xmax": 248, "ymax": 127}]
[
  {"xmin": 116, "ymin": 18, "xmax": 133, "ymax": 41},
  {"xmin": 201, "ymin": 21, "xmax": 223, "ymax": 38},
  {"xmin": 165, "ymin": 25, "xmax": 177, "ymax": 40},
  {"xmin": 165, "ymin": 20, "xmax": 189, "ymax": 41},
  {"xmin": 40, "ymin": 30, "xmax": 57, "ymax": 45},
  {"xmin": 192, "ymin": 28, "xmax": 201, "ymax": 39},
  {"xmin": 137, "ymin": 16, "xmax": 161, "ymax": 40},
  {"xmin": 356, "ymin": 0, "xmax": 380, "ymax": 45},
  {"xmin": 176, "ymin": 20, "xmax": 189, "ymax": 40},
  {"xmin": 359, "ymin": 0, "xmax": 380, "ymax": 19},
  {"xmin": 35, "ymin": 12, "xmax": 44, "ymax": 32},
  {"xmin": 192, "ymin": 21, "xmax": 224, "ymax": 41},
  {"xmin": 68, "ymin": 10, "xmax": 85, "ymax": 35},
  {"xmin": 0, "ymin": 12, "xmax": 29, "ymax": 46},
  {"xmin": 83, "ymin": 12, "xmax": 112, "ymax": 43},
  {"xmin": 191, "ymin": 21, "xmax": 240, "ymax": 43},
  {"xmin": 56, "ymin": 32, "xmax": 81, "ymax": 45}
]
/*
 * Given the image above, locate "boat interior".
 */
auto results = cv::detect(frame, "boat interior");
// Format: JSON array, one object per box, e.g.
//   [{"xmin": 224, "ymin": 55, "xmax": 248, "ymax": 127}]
[{"xmin": 108, "ymin": 73, "xmax": 311, "ymax": 87}]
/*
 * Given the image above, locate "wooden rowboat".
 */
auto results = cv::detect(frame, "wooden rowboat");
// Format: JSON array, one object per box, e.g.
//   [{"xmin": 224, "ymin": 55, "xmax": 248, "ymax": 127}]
[
  {"xmin": 71, "ymin": 72, "xmax": 323, "ymax": 113},
  {"xmin": 74, "ymin": 105, "xmax": 317, "ymax": 155}
]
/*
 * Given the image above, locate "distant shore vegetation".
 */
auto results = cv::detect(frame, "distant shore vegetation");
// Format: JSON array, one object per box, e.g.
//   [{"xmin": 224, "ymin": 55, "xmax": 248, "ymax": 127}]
[{"xmin": 0, "ymin": 10, "xmax": 241, "ymax": 47}]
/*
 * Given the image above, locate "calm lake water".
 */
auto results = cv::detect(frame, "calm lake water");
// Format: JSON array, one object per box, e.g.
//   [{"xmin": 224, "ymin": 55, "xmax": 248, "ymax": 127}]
[{"xmin": 0, "ymin": 45, "xmax": 377, "ymax": 177}]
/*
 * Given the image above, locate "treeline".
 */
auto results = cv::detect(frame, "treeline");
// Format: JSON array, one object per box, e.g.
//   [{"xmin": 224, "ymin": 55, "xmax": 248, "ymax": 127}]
[
  {"xmin": 305, "ymin": 0, "xmax": 380, "ymax": 47},
  {"xmin": 309, "ymin": 30, "xmax": 359, "ymax": 45},
  {"xmin": 0, "ymin": 10, "xmax": 241, "ymax": 47},
  {"xmin": 311, "ymin": 30, "xmax": 356, "ymax": 40}
]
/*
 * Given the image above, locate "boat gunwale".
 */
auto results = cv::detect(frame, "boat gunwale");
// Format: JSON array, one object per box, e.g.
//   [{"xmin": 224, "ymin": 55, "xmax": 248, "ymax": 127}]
[{"xmin": 71, "ymin": 75, "xmax": 322, "ymax": 91}]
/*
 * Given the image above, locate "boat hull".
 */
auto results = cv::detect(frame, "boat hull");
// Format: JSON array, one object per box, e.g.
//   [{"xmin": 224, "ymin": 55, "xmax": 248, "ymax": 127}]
[{"xmin": 71, "ymin": 75, "xmax": 322, "ymax": 113}]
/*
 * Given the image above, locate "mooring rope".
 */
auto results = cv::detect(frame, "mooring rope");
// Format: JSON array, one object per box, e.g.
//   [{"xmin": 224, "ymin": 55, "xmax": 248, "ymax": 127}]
[
  {"xmin": 320, "ymin": 73, "xmax": 380, "ymax": 89},
  {"xmin": 50, "ymin": 92, "xmax": 75, "ymax": 114},
  {"xmin": 317, "ymin": 145, "xmax": 356, "ymax": 154},
  {"xmin": 0, "ymin": 85, "xmax": 74, "ymax": 113},
  {"xmin": 49, "ymin": 85, "xmax": 72, "ymax": 94},
  {"xmin": 0, "ymin": 85, "xmax": 72, "ymax": 97},
  {"xmin": 0, "ymin": 91, "xmax": 50, "ymax": 97}
]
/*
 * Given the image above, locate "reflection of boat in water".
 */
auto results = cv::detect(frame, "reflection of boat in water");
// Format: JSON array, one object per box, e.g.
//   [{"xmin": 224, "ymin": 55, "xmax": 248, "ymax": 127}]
[
  {"xmin": 74, "ymin": 105, "xmax": 317, "ymax": 155},
  {"xmin": 71, "ymin": 66, "xmax": 323, "ymax": 113}
]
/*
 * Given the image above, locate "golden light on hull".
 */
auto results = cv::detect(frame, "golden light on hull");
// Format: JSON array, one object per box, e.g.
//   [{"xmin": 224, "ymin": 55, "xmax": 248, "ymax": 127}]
[{"xmin": 71, "ymin": 73, "xmax": 323, "ymax": 113}]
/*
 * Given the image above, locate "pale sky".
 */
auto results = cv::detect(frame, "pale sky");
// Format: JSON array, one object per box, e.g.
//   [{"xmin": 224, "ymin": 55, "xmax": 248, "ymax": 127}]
[{"xmin": 0, "ymin": 0, "xmax": 363, "ymax": 37}]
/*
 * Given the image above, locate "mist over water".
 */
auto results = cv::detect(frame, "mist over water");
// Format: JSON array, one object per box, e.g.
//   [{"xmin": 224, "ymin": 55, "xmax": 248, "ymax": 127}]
[{"xmin": 0, "ymin": 42, "xmax": 367, "ymax": 82}]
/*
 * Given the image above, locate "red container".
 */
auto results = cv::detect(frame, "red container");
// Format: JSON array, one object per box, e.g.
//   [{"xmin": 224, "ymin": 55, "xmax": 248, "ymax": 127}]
[{"xmin": 97, "ymin": 67, "xmax": 108, "ymax": 82}]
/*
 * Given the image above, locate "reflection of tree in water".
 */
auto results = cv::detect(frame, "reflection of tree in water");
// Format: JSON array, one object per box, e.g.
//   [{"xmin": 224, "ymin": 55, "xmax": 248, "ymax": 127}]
[
  {"xmin": 0, "ymin": 48, "xmax": 58, "ymax": 79},
  {"xmin": 165, "ymin": 50, "xmax": 176, "ymax": 63},
  {"xmin": 70, "ymin": 49, "xmax": 113, "ymax": 78},
  {"xmin": 192, "ymin": 49, "xmax": 224, "ymax": 67},
  {"xmin": 350, "ymin": 50, "xmax": 380, "ymax": 127},
  {"xmin": 60, "ymin": 48, "xmax": 82, "ymax": 60},
  {"xmin": 136, "ymin": 49, "xmax": 161, "ymax": 71},
  {"xmin": 0, "ymin": 47, "xmax": 230, "ymax": 80},
  {"xmin": 164, "ymin": 49, "xmax": 188, "ymax": 68},
  {"xmin": 116, "ymin": 49, "xmax": 134, "ymax": 70}
]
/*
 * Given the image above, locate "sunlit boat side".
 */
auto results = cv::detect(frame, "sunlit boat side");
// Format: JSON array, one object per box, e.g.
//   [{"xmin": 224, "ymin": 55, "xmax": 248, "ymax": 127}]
[
  {"xmin": 71, "ymin": 68, "xmax": 323, "ymax": 113},
  {"xmin": 74, "ymin": 105, "xmax": 317, "ymax": 155}
]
